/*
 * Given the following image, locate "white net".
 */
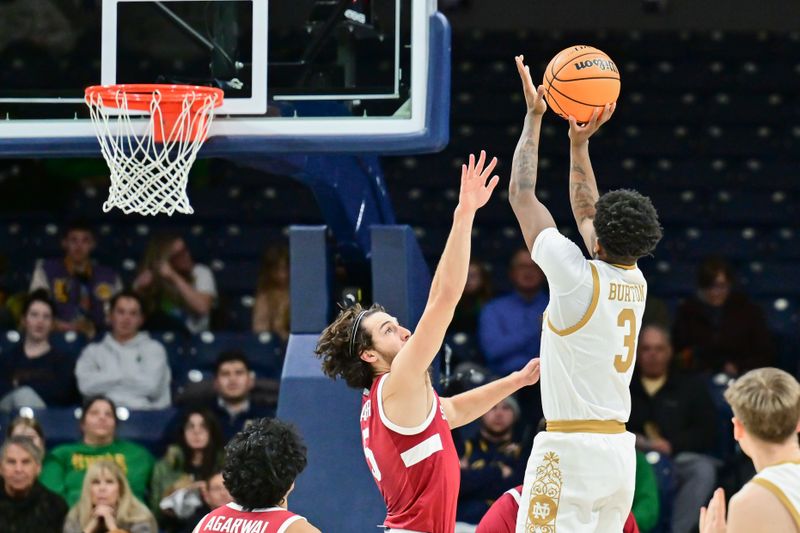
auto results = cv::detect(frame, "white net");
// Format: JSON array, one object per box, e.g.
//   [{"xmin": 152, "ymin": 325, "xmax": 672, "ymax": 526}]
[{"xmin": 86, "ymin": 87, "xmax": 220, "ymax": 216}]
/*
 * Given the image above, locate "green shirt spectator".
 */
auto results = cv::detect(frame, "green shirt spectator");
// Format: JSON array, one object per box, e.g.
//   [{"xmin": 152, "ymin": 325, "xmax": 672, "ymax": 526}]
[
  {"xmin": 39, "ymin": 395, "xmax": 155, "ymax": 506},
  {"xmin": 633, "ymin": 450, "xmax": 660, "ymax": 533}
]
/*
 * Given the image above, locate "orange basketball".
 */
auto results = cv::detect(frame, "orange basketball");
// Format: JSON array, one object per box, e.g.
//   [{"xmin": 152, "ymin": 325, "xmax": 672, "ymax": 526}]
[{"xmin": 542, "ymin": 46, "xmax": 621, "ymax": 123}]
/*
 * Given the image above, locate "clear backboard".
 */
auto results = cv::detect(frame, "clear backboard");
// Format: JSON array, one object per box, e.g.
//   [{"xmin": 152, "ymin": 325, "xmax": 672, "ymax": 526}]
[{"xmin": 0, "ymin": 0, "xmax": 449, "ymax": 155}]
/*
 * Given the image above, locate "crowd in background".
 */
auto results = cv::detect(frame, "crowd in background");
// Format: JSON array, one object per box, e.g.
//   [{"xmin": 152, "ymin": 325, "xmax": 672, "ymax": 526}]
[{"xmin": 0, "ymin": 212, "xmax": 792, "ymax": 533}]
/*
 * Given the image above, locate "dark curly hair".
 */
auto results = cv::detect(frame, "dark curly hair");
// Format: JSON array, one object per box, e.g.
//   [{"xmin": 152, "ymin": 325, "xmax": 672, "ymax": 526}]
[
  {"xmin": 594, "ymin": 189, "xmax": 662, "ymax": 264},
  {"xmin": 222, "ymin": 418, "xmax": 307, "ymax": 510},
  {"xmin": 315, "ymin": 303, "xmax": 385, "ymax": 389},
  {"xmin": 175, "ymin": 409, "xmax": 224, "ymax": 481}
]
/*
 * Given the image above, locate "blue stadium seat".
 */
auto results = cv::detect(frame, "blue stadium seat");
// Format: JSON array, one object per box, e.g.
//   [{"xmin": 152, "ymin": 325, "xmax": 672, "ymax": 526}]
[
  {"xmin": 709, "ymin": 190, "xmax": 795, "ymax": 224},
  {"xmin": 445, "ymin": 332, "xmax": 484, "ymax": 368},
  {"xmin": 0, "ymin": 330, "xmax": 21, "ymax": 357},
  {"xmin": 640, "ymin": 260, "xmax": 696, "ymax": 297},
  {"xmin": 116, "ymin": 407, "xmax": 178, "ymax": 456},
  {"xmin": 50, "ymin": 331, "xmax": 88, "ymax": 360},
  {"xmin": 669, "ymin": 227, "xmax": 765, "ymax": 261},
  {"xmin": 768, "ymin": 227, "xmax": 800, "ymax": 260},
  {"xmin": 211, "ymin": 259, "xmax": 260, "ymax": 294},
  {"xmin": 184, "ymin": 331, "xmax": 285, "ymax": 380},
  {"xmin": 746, "ymin": 262, "xmax": 800, "ymax": 296},
  {"xmin": 24, "ymin": 407, "xmax": 82, "ymax": 448}
]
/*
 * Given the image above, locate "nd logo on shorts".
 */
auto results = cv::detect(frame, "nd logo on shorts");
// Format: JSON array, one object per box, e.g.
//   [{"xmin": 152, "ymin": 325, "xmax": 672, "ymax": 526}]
[{"xmin": 525, "ymin": 451, "xmax": 562, "ymax": 533}]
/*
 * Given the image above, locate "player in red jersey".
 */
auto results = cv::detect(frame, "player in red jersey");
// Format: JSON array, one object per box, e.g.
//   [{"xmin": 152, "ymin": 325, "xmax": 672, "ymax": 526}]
[
  {"xmin": 477, "ymin": 486, "xmax": 641, "ymax": 533},
  {"xmin": 192, "ymin": 418, "xmax": 320, "ymax": 533},
  {"xmin": 316, "ymin": 152, "xmax": 542, "ymax": 533}
]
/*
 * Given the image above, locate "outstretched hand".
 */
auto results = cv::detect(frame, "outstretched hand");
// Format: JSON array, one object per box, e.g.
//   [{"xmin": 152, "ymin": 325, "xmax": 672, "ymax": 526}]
[
  {"xmin": 515, "ymin": 55, "xmax": 547, "ymax": 116},
  {"xmin": 699, "ymin": 488, "xmax": 727, "ymax": 533},
  {"xmin": 459, "ymin": 151, "xmax": 500, "ymax": 212},
  {"xmin": 513, "ymin": 358, "xmax": 541, "ymax": 388},
  {"xmin": 568, "ymin": 102, "xmax": 616, "ymax": 146}
]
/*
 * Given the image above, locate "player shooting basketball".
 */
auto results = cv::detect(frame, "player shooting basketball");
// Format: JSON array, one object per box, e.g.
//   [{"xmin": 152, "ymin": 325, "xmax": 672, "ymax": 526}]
[
  {"xmin": 316, "ymin": 152, "xmax": 542, "ymax": 533},
  {"xmin": 509, "ymin": 55, "xmax": 662, "ymax": 532}
]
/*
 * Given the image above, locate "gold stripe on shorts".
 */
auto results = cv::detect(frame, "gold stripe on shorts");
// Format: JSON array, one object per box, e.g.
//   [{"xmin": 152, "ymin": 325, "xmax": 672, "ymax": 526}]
[{"xmin": 546, "ymin": 419, "xmax": 626, "ymax": 434}]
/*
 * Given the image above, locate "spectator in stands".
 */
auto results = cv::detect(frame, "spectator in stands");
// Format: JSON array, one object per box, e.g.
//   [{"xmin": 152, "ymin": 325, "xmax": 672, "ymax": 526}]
[
  {"xmin": 205, "ymin": 350, "xmax": 274, "ymax": 441},
  {"xmin": 252, "ymin": 243, "xmax": 290, "ymax": 341},
  {"xmin": 40, "ymin": 395, "xmax": 155, "ymax": 506},
  {"xmin": 7, "ymin": 416, "xmax": 46, "ymax": 453},
  {"xmin": 478, "ymin": 248, "xmax": 548, "ymax": 431},
  {"xmin": 673, "ymin": 256, "xmax": 774, "ymax": 375},
  {"xmin": 478, "ymin": 248, "xmax": 548, "ymax": 376},
  {"xmin": 629, "ymin": 324, "xmax": 719, "ymax": 533},
  {"xmin": 63, "ymin": 460, "xmax": 157, "ymax": 533},
  {"xmin": 0, "ymin": 290, "xmax": 79, "ymax": 411},
  {"xmin": 457, "ymin": 396, "xmax": 525, "ymax": 526},
  {"xmin": 0, "ymin": 435, "xmax": 68, "ymax": 533},
  {"xmin": 149, "ymin": 409, "xmax": 224, "ymax": 530},
  {"xmin": 133, "ymin": 233, "xmax": 217, "ymax": 334},
  {"xmin": 451, "ymin": 258, "xmax": 494, "ymax": 335},
  {"xmin": 75, "ymin": 291, "xmax": 171, "ymax": 410},
  {"xmin": 29, "ymin": 220, "xmax": 121, "ymax": 338},
  {"xmin": 175, "ymin": 470, "xmax": 232, "ymax": 533}
]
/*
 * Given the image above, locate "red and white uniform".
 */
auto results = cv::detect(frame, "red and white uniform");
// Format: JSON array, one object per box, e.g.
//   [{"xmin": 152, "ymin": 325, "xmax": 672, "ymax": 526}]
[
  {"xmin": 360, "ymin": 373, "xmax": 460, "ymax": 533},
  {"xmin": 478, "ymin": 486, "xmax": 640, "ymax": 533},
  {"xmin": 193, "ymin": 502, "xmax": 306, "ymax": 533}
]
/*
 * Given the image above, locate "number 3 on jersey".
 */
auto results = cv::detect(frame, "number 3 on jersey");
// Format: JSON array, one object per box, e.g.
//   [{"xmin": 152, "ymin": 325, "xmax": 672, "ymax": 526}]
[{"xmin": 614, "ymin": 308, "xmax": 636, "ymax": 373}]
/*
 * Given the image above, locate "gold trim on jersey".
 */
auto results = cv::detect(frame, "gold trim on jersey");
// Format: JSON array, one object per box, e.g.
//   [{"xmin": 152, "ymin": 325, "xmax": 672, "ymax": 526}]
[
  {"xmin": 610, "ymin": 262, "xmax": 637, "ymax": 270},
  {"xmin": 546, "ymin": 420, "xmax": 626, "ymax": 434},
  {"xmin": 546, "ymin": 263, "xmax": 600, "ymax": 336},
  {"xmin": 751, "ymin": 477, "xmax": 800, "ymax": 528},
  {"xmin": 524, "ymin": 451, "xmax": 562, "ymax": 532}
]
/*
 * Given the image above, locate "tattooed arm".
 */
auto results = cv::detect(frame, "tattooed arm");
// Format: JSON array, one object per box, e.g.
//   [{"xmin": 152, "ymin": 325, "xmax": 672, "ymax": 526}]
[
  {"xmin": 567, "ymin": 104, "xmax": 616, "ymax": 254},
  {"xmin": 569, "ymin": 142, "xmax": 600, "ymax": 253},
  {"xmin": 510, "ymin": 55, "xmax": 556, "ymax": 252}
]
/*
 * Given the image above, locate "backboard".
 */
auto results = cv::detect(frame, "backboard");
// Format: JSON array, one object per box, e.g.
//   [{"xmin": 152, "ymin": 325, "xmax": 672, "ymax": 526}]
[{"xmin": 0, "ymin": 0, "xmax": 449, "ymax": 156}]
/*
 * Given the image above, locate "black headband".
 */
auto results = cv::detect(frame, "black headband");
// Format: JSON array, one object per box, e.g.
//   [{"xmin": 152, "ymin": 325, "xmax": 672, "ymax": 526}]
[{"xmin": 349, "ymin": 310, "xmax": 369, "ymax": 358}]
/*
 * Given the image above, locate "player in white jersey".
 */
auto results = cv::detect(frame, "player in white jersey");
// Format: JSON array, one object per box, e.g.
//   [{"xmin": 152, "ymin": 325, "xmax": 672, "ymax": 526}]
[
  {"xmin": 699, "ymin": 368, "xmax": 800, "ymax": 533},
  {"xmin": 508, "ymin": 56, "xmax": 663, "ymax": 532}
]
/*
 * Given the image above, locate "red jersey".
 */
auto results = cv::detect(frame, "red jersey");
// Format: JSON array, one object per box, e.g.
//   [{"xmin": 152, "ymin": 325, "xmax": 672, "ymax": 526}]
[
  {"xmin": 476, "ymin": 486, "xmax": 640, "ymax": 533},
  {"xmin": 193, "ymin": 503, "xmax": 306, "ymax": 533},
  {"xmin": 360, "ymin": 373, "xmax": 460, "ymax": 533}
]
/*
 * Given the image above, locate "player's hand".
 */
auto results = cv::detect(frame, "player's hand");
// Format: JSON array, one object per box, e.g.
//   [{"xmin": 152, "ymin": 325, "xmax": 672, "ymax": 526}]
[
  {"xmin": 515, "ymin": 55, "xmax": 547, "ymax": 116},
  {"xmin": 568, "ymin": 102, "xmax": 615, "ymax": 146},
  {"xmin": 512, "ymin": 357, "xmax": 541, "ymax": 388},
  {"xmin": 458, "ymin": 151, "xmax": 500, "ymax": 213},
  {"xmin": 699, "ymin": 488, "xmax": 727, "ymax": 533}
]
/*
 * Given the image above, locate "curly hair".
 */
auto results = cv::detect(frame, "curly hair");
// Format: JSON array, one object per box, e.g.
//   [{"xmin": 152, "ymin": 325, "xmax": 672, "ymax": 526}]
[
  {"xmin": 594, "ymin": 189, "xmax": 662, "ymax": 263},
  {"xmin": 315, "ymin": 303, "xmax": 385, "ymax": 389},
  {"xmin": 222, "ymin": 418, "xmax": 307, "ymax": 510}
]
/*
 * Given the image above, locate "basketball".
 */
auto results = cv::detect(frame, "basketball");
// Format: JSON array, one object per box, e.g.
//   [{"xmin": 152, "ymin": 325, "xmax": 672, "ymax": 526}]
[{"xmin": 542, "ymin": 45, "xmax": 621, "ymax": 123}]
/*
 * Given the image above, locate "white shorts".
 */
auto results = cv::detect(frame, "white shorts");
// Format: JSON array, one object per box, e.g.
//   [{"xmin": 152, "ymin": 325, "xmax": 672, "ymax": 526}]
[{"xmin": 515, "ymin": 430, "xmax": 636, "ymax": 533}]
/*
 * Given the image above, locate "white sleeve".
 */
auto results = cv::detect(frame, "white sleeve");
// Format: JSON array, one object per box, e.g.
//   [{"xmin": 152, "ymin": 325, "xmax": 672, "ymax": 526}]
[
  {"xmin": 531, "ymin": 227, "xmax": 590, "ymax": 296},
  {"xmin": 193, "ymin": 264, "xmax": 218, "ymax": 299}
]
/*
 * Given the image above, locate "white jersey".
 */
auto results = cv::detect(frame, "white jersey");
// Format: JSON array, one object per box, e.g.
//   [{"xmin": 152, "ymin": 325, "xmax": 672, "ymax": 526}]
[
  {"xmin": 532, "ymin": 228, "xmax": 647, "ymax": 422},
  {"xmin": 751, "ymin": 461, "xmax": 800, "ymax": 529}
]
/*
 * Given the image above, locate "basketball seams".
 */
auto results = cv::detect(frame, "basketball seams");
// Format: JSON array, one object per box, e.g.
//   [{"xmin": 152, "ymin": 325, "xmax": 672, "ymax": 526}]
[
  {"xmin": 554, "ymin": 55, "xmax": 619, "ymax": 83},
  {"xmin": 547, "ymin": 79, "xmax": 616, "ymax": 108},
  {"xmin": 550, "ymin": 49, "xmax": 603, "ymax": 81},
  {"xmin": 543, "ymin": 72, "xmax": 571, "ymax": 119},
  {"xmin": 542, "ymin": 45, "xmax": 620, "ymax": 121},
  {"xmin": 556, "ymin": 76, "xmax": 620, "ymax": 83}
]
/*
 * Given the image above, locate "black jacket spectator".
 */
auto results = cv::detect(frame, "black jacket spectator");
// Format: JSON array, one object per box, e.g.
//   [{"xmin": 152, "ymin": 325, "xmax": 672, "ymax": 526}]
[
  {"xmin": 629, "ymin": 370, "xmax": 718, "ymax": 455},
  {"xmin": 0, "ymin": 480, "xmax": 68, "ymax": 533}
]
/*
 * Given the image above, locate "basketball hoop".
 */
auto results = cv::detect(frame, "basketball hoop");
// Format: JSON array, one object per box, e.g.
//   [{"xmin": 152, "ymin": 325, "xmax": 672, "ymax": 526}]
[{"xmin": 85, "ymin": 84, "xmax": 224, "ymax": 216}]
